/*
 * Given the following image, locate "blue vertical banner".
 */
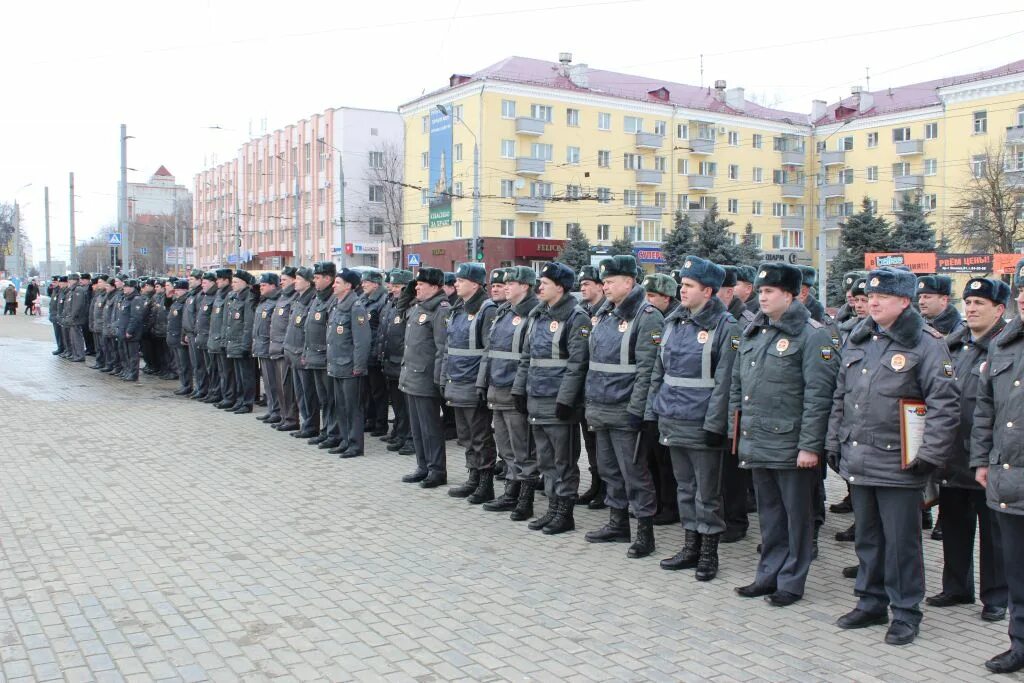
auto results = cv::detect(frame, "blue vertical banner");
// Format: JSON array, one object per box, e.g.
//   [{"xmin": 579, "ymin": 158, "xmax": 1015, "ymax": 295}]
[{"xmin": 429, "ymin": 107, "xmax": 453, "ymax": 227}]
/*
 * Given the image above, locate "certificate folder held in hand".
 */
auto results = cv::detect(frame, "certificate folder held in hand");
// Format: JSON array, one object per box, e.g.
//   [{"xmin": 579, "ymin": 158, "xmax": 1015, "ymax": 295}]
[{"xmin": 899, "ymin": 399, "xmax": 927, "ymax": 469}]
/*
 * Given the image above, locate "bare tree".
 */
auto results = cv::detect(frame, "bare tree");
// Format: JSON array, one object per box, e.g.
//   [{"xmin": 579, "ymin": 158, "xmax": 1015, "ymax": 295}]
[
  {"xmin": 358, "ymin": 142, "xmax": 404, "ymax": 252},
  {"xmin": 953, "ymin": 142, "xmax": 1024, "ymax": 253}
]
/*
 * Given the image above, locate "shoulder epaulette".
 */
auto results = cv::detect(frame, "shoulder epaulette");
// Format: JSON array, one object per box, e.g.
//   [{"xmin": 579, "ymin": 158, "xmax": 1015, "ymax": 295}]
[
  {"xmin": 808, "ymin": 319, "xmax": 823, "ymax": 329},
  {"xmin": 924, "ymin": 325, "xmax": 943, "ymax": 339}
]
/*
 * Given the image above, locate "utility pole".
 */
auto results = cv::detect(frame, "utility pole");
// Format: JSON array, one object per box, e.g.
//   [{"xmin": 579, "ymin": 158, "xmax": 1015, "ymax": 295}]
[
  {"xmin": 44, "ymin": 186, "xmax": 51, "ymax": 277},
  {"xmin": 336, "ymin": 151, "xmax": 346, "ymax": 267},
  {"xmin": 119, "ymin": 124, "xmax": 130, "ymax": 273},
  {"xmin": 293, "ymin": 159, "xmax": 301, "ymax": 266},
  {"xmin": 817, "ymin": 148, "xmax": 827, "ymax": 304},
  {"xmin": 173, "ymin": 195, "xmax": 180, "ymax": 276},
  {"xmin": 12, "ymin": 201, "xmax": 20, "ymax": 277},
  {"xmin": 69, "ymin": 172, "xmax": 76, "ymax": 271},
  {"xmin": 234, "ymin": 180, "xmax": 242, "ymax": 268},
  {"xmin": 472, "ymin": 138, "xmax": 480, "ymax": 264}
]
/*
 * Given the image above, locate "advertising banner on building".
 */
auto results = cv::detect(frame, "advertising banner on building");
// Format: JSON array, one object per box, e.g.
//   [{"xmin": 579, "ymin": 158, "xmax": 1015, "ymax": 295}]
[
  {"xmin": 428, "ymin": 108, "xmax": 453, "ymax": 227},
  {"xmin": 864, "ymin": 252, "xmax": 937, "ymax": 272},
  {"xmin": 865, "ymin": 252, "xmax": 1022, "ymax": 275},
  {"xmin": 936, "ymin": 253, "xmax": 994, "ymax": 273},
  {"xmin": 633, "ymin": 247, "xmax": 665, "ymax": 264}
]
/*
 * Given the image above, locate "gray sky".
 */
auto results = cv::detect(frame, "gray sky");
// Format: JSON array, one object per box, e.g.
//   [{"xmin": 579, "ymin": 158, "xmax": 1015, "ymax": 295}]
[{"xmin": 3, "ymin": 0, "xmax": 1023, "ymax": 266}]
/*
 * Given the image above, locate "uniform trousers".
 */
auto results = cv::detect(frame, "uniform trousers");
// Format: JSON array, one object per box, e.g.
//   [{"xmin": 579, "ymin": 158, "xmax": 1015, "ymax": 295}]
[
  {"xmin": 581, "ymin": 418, "xmax": 599, "ymax": 475},
  {"xmin": 408, "ymin": 394, "xmax": 446, "ymax": 475},
  {"xmin": 52, "ymin": 322, "xmax": 65, "ymax": 352},
  {"xmin": 68, "ymin": 324, "xmax": 86, "ymax": 360},
  {"xmin": 669, "ymin": 445, "xmax": 725, "ymax": 534},
  {"xmin": 187, "ymin": 336, "xmax": 208, "ymax": 395},
  {"xmin": 288, "ymin": 355, "xmax": 319, "ymax": 433},
  {"xmin": 84, "ymin": 327, "xmax": 95, "ymax": 355},
  {"xmin": 364, "ymin": 367, "xmax": 388, "ymax": 430},
  {"xmin": 722, "ymin": 451, "xmax": 752, "ymax": 534},
  {"xmin": 60, "ymin": 325, "xmax": 71, "ymax": 355},
  {"xmin": 332, "ymin": 376, "xmax": 364, "ymax": 455},
  {"xmin": 939, "ymin": 486, "xmax": 1006, "ymax": 607},
  {"xmin": 273, "ymin": 358, "xmax": 296, "ymax": 425},
  {"xmin": 594, "ymin": 428, "xmax": 657, "ymax": 517},
  {"xmin": 125, "ymin": 339, "xmax": 141, "ymax": 380},
  {"xmin": 994, "ymin": 511, "xmax": 1024, "ymax": 652},
  {"xmin": 535, "ymin": 423, "xmax": 580, "ymax": 498},
  {"xmin": 203, "ymin": 349, "xmax": 220, "ymax": 399},
  {"xmin": 213, "ymin": 352, "xmax": 235, "ymax": 404},
  {"xmin": 175, "ymin": 343, "xmax": 192, "ymax": 392},
  {"xmin": 311, "ymin": 369, "xmax": 337, "ymax": 439},
  {"xmin": 258, "ymin": 356, "xmax": 282, "ymax": 419},
  {"xmin": 648, "ymin": 431, "xmax": 678, "ymax": 515},
  {"xmin": 752, "ymin": 467, "xmax": 817, "ymax": 596},
  {"xmin": 493, "ymin": 409, "xmax": 536, "ymax": 481},
  {"xmin": 93, "ymin": 334, "xmax": 107, "ymax": 367},
  {"xmin": 452, "ymin": 405, "xmax": 497, "ymax": 472},
  {"xmin": 851, "ymin": 485, "xmax": 926, "ymax": 626},
  {"xmin": 385, "ymin": 377, "xmax": 410, "ymax": 444},
  {"xmin": 231, "ymin": 356, "xmax": 256, "ymax": 407}
]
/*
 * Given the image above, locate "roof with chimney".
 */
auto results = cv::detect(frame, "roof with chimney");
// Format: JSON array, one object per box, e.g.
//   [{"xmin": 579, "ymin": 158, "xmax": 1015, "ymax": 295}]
[
  {"xmin": 813, "ymin": 58, "xmax": 1024, "ymax": 125},
  {"xmin": 411, "ymin": 55, "xmax": 808, "ymax": 125}
]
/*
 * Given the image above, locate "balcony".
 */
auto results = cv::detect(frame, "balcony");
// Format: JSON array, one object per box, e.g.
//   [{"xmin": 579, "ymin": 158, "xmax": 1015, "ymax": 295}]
[
  {"xmin": 635, "ymin": 205, "xmax": 665, "ymax": 220},
  {"xmin": 821, "ymin": 215, "xmax": 844, "ymax": 230},
  {"xmin": 514, "ymin": 197, "xmax": 545, "ymax": 214},
  {"xmin": 687, "ymin": 174, "xmax": 714, "ymax": 191},
  {"xmin": 515, "ymin": 117, "xmax": 546, "ymax": 136},
  {"xmin": 820, "ymin": 150, "xmax": 846, "ymax": 166},
  {"xmin": 895, "ymin": 139, "xmax": 924, "ymax": 156},
  {"xmin": 1006, "ymin": 169, "xmax": 1024, "ymax": 188},
  {"xmin": 635, "ymin": 132, "xmax": 664, "ymax": 149},
  {"xmin": 1006, "ymin": 126, "xmax": 1024, "ymax": 145},
  {"xmin": 780, "ymin": 149, "xmax": 805, "ymax": 166},
  {"xmin": 780, "ymin": 183, "xmax": 804, "ymax": 198},
  {"xmin": 683, "ymin": 209, "xmax": 708, "ymax": 223},
  {"xmin": 515, "ymin": 157, "xmax": 546, "ymax": 175},
  {"xmin": 690, "ymin": 137, "xmax": 715, "ymax": 155},
  {"xmin": 820, "ymin": 183, "xmax": 845, "ymax": 198},
  {"xmin": 635, "ymin": 169, "xmax": 664, "ymax": 186},
  {"xmin": 781, "ymin": 216, "xmax": 805, "ymax": 231},
  {"xmin": 894, "ymin": 175, "xmax": 924, "ymax": 191}
]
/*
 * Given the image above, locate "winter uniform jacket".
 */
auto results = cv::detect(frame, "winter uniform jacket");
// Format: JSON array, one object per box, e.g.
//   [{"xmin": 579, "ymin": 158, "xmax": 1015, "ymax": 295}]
[
  {"xmin": 512, "ymin": 292, "xmax": 590, "ymax": 425},
  {"xmin": 834, "ymin": 302, "xmax": 854, "ymax": 325},
  {"xmin": 728, "ymin": 296, "xmax": 755, "ymax": 326},
  {"xmin": 206, "ymin": 285, "xmax": 232, "ymax": 354},
  {"xmin": 182, "ymin": 286, "xmax": 202, "ymax": 337},
  {"xmin": 729, "ymin": 301, "xmax": 838, "ymax": 469},
  {"xmin": 326, "ymin": 291, "xmax": 371, "ymax": 379},
  {"xmin": 126, "ymin": 292, "xmax": 148, "ymax": 339},
  {"xmin": 301, "ymin": 287, "xmax": 334, "ymax": 370},
  {"xmin": 481, "ymin": 292, "xmax": 539, "ymax": 410},
  {"xmin": 151, "ymin": 295, "xmax": 170, "ymax": 339},
  {"xmin": 166, "ymin": 292, "xmax": 188, "ymax": 347},
  {"xmin": 943, "ymin": 320, "xmax": 1007, "ymax": 489},
  {"xmin": 89, "ymin": 290, "xmax": 108, "ymax": 335},
  {"xmin": 971, "ymin": 315, "xmax": 1024, "ymax": 516},
  {"xmin": 378, "ymin": 288, "xmax": 414, "ymax": 380},
  {"xmin": 826, "ymin": 307, "xmax": 960, "ymax": 487},
  {"xmin": 252, "ymin": 289, "xmax": 281, "ymax": 358},
  {"xmin": 283, "ymin": 287, "xmax": 316, "ymax": 358},
  {"xmin": 48, "ymin": 287, "xmax": 62, "ymax": 323},
  {"xmin": 68, "ymin": 283, "xmax": 90, "ymax": 326},
  {"xmin": 223, "ymin": 288, "xmax": 256, "ymax": 359},
  {"xmin": 838, "ymin": 314, "xmax": 863, "ymax": 348},
  {"xmin": 926, "ymin": 304, "xmax": 966, "ymax": 336},
  {"xmin": 585, "ymin": 284, "xmax": 663, "ymax": 430},
  {"xmin": 268, "ymin": 285, "xmax": 296, "ymax": 359},
  {"xmin": 103, "ymin": 288, "xmax": 123, "ymax": 337},
  {"xmin": 399, "ymin": 291, "xmax": 451, "ymax": 398},
  {"xmin": 359, "ymin": 286, "xmax": 389, "ymax": 368},
  {"xmin": 441, "ymin": 288, "xmax": 497, "ymax": 408},
  {"xmin": 647, "ymin": 296, "xmax": 739, "ymax": 447},
  {"xmin": 194, "ymin": 287, "xmax": 217, "ymax": 348}
]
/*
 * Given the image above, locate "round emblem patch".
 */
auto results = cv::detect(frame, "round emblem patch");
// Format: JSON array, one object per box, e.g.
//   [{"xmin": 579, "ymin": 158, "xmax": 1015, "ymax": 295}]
[
  {"xmin": 970, "ymin": 280, "xmax": 982, "ymax": 290},
  {"xmin": 776, "ymin": 339, "xmax": 790, "ymax": 352},
  {"xmin": 277, "ymin": 308, "xmax": 284, "ymax": 316},
  {"xmin": 591, "ymin": 316, "xmax": 599, "ymax": 326},
  {"xmin": 394, "ymin": 315, "xmax": 401, "ymax": 324},
  {"xmin": 468, "ymin": 314, "xmax": 475, "ymax": 321},
  {"xmin": 918, "ymin": 282, "xmax": 925, "ymax": 289},
  {"xmin": 234, "ymin": 312, "xmax": 240, "ymax": 320},
  {"xmin": 512, "ymin": 315, "xmax": 522, "ymax": 326},
  {"xmin": 549, "ymin": 321, "xmax": 559, "ymax": 333},
  {"xmin": 418, "ymin": 313, "xmax": 427, "ymax": 323},
  {"xmin": 684, "ymin": 260, "xmax": 692, "ymax": 268},
  {"xmin": 617, "ymin": 321, "xmax": 628, "ymax": 333},
  {"xmin": 314, "ymin": 312, "xmax": 321, "ymax": 321},
  {"xmin": 203, "ymin": 305, "xmax": 209, "ymax": 311},
  {"xmin": 172, "ymin": 310, "xmax": 178, "ymax": 317},
  {"xmin": 187, "ymin": 298, "xmax": 194, "ymax": 305},
  {"xmin": 758, "ymin": 270, "xmax": 767, "ymax": 279},
  {"xmin": 295, "ymin": 315, "xmax": 302, "ymax": 324},
  {"xmin": 981, "ymin": 361, "xmax": 988, "ymax": 374},
  {"xmin": 215, "ymin": 307, "xmax": 221, "ymax": 313},
  {"xmin": 870, "ymin": 277, "xmax": 880, "ymax": 287},
  {"xmin": 336, "ymin": 325, "xmax": 344, "ymax": 334},
  {"xmin": 261, "ymin": 311, "xmax": 267, "ymax": 319},
  {"xmin": 891, "ymin": 354, "xmax": 906, "ymax": 371},
  {"xmin": 697, "ymin": 330, "xmax": 709, "ymax": 344}
]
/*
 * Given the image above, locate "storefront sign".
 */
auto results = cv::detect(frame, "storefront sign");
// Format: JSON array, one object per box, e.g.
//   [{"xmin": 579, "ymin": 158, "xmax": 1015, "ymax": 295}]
[
  {"xmin": 865, "ymin": 252, "xmax": 1022, "ymax": 274},
  {"xmin": 515, "ymin": 239, "xmax": 565, "ymax": 259},
  {"xmin": 761, "ymin": 250, "xmax": 811, "ymax": 265},
  {"xmin": 633, "ymin": 247, "xmax": 664, "ymax": 264}
]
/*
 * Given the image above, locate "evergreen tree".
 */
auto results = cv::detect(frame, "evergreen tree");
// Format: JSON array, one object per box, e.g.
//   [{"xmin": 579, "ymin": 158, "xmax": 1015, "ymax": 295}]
[
  {"xmin": 826, "ymin": 197, "xmax": 894, "ymax": 305},
  {"xmin": 610, "ymin": 234, "xmax": 634, "ymax": 257},
  {"xmin": 694, "ymin": 204, "xmax": 743, "ymax": 265},
  {"xmin": 736, "ymin": 222, "xmax": 762, "ymax": 265},
  {"xmin": 891, "ymin": 192, "xmax": 937, "ymax": 252},
  {"xmin": 560, "ymin": 223, "xmax": 592, "ymax": 272},
  {"xmin": 661, "ymin": 211, "xmax": 695, "ymax": 270}
]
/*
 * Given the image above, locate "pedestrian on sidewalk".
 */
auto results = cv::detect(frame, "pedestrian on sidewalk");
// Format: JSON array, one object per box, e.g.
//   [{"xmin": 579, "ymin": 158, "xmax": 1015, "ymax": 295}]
[
  {"xmin": 24, "ymin": 279, "xmax": 39, "ymax": 315},
  {"xmin": 3, "ymin": 283, "xmax": 17, "ymax": 314}
]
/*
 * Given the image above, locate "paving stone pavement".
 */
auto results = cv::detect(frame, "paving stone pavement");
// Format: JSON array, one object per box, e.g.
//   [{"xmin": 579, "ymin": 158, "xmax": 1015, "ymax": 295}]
[{"xmin": 0, "ymin": 315, "xmax": 1013, "ymax": 682}]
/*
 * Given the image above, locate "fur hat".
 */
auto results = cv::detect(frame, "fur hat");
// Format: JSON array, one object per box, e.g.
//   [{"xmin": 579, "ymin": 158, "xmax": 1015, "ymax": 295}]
[
  {"xmin": 506, "ymin": 266, "xmax": 537, "ymax": 286},
  {"xmin": 798, "ymin": 265, "xmax": 817, "ymax": 288},
  {"xmin": 173, "ymin": 278, "xmax": 189, "ymax": 290},
  {"xmin": 214, "ymin": 268, "xmax": 232, "ymax": 280},
  {"xmin": 125, "ymin": 278, "xmax": 139, "ymax": 289},
  {"xmin": 720, "ymin": 265, "xmax": 738, "ymax": 288},
  {"xmin": 843, "ymin": 270, "xmax": 866, "ymax": 292},
  {"xmin": 281, "ymin": 266, "xmax": 298, "ymax": 278},
  {"xmin": 202, "ymin": 271, "xmax": 217, "ymax": 283},
  {"xmin": 313, "ymin": 261, "xmax": 336, "ymax": 277},
  {"xmin": 598, "ymin": 255, "xmax": 639, "ymax": 280},
  {"xmin": 295, "ymin": 267, "xmax": 315, "ymax": 283},
  {"xmin": 866, "ymin": 267, "xmax": 917, "ymax": 299},
  {"xmin": 917, "ymin": 275, "xmax": 952, "ymax": 296},
  {"xmin": 455, "ymin": 262, "xmax": 487, "ymax": 286},
  {"xmin": 736, "ymin": 265, "xmax": 756, "ymax": 284},
  {"xmin": 79, "ymin": 272, "xmax": 91, "ymax": 281},
  {"xmin": 963, "ymin": 278, "xmax": 1010, "ymax": 305},
  {"xmin": 232, "ymin": 269, "xmax": 255, "ymax": 285},
  {"xmin": 386, "ymin": 269, "xmax": 414, "ymax": 285},
  {"xmin": 754, "ymin": 263, "xmax": 802, "ymax": 297},
  {"xmin": 443, "ymin": 272, "xmax": 456, "ymax": 287},
  {"xmin": 489, "ymin": 268, "xmax": 508, "ymax": 285},
  {"xmin": 676, "ymin": 255, "xmax": 727, "ymax": 292},
  {"xmin": 642, "ymin": 273, "xmax": 678, "ymax": 299},
  {"xmin": 851, "ymin": 277, "xmax": 868, "ymax": 297},
  {"xmin": 577, "ymin": 265, "xmax": 601, "ymax": 285},
  {"xmin": 362, "ymin": 269, "xmax": 384, "ymax": 285},
  {"xmin": 539, "ymin": 262, "xmax": 575, "ymax": 291},
  {"xmin": 189, "ymin": 268, "xmax": 204, "ymax": 279},
  {"xmin": 416, "ymin": 267, "xmax": 445, "ymax": 287},
  {"xmin": 337, "ymin": 268, "xmax": 361, "ymax": 288},
  {"xmin": 259, "ymin": 272, "xmax": 280, "ymax": 286}
]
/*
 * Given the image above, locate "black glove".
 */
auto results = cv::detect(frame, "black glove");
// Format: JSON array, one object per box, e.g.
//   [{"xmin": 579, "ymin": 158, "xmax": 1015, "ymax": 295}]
[
  {"xmin": 555, "ymin": 402, "xmax": 573, "ymax": 421},
  {"xmin": 476, "ymin": 388, "xmax": 488, "ymax": 408},
  {"xmin": 703, "ymin": 430, "xmax": 726, "ymax": 448},
  {"xmin": 825, "ymin": 450, "xmax": 841, "ymax": 473},
  {"xmin": 907, "ymin": 458, "xmax": 937, "ymax": 476},
  {"xmin": 514, "ymin": 394, "xmax": 528, "ymax": 415},
  {"xmin": 626, "ymin": 412, "xmax": 643, "ymax": 431},
  {"xmin": 642, "ymin": 420, "xmax": 660, "ymax": 441},
  {"xmin": 436, "ymin": 383, "xmax": 445, "ymax": 398}
]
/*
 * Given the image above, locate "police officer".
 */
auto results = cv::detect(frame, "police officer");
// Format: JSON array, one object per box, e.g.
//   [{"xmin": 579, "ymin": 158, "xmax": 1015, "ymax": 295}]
[
  {"xmin": 123, "ymin": 279, "xmax": 148, "ymax": 382},
  {"xmin": 267, "ymin": 267, "xmax": 299, "ymax": 430},
  {"xmin": 65, "ymin": 272, "xmax": 90, "ymax": 362},
  {"xmin": 442, "ymin": 262, "xmax": 499, "ymax": 503},
  {"xmin": 917, "ymin": 275, "xmax": 966, "ymax": 335},
  {"xmin": 584, "ymin": 255, "xmax": 662, "ymax": 557},
  {"xmin": 101, "ymin": 276, "xmax": 125, "ymax": 375},
  {"xmin": 223, "ymin": 270, "xmax": 257, "ymax": 413},
  {"xmin": 737, "ymin": 265, "xmax": 759, "ymax": 314},
  {"xmin": 927, "ymin": 277, "xmax": 1009, "ymax": 621},
  {"xmin": 400, "ymin": 267, "xmax": 451, "ymax": 487},
  {"xmin": 480, "ymin": 266, "xmax": 539, "ymax": 517},
  {"xmin": 827, "ymin": 267, "xmax": 959, "ymax": 645},
  {"xmin": 195, "ymin": 273, "xmax": 220, "ymax": 402},
  {"xmin": 715, "ymin": 265, "xmax": 737, "ymax": 310},
  {"xmin": 167, "ymin": 278, "xmax": 192, "ymax": 396},
  {"xmin": 489, "ymin": 268, "xmax": 508, "ymax": 304},
  {"xmin": 971, "ymin": 258, "xmax": 1024, "ymax": 674},
  {"xmin": 56, "ymin": 274, "xmax": 72, "ymax": 358},
  {"xmin": 139, "ymin": 279, "xmax": 159, "ymax": 375},
  {"xmin": 253, "ymin": 273, "xmax": 282, "ymax": 421},
  {"xmin": 284, "ymin": 267, "xmax": 320, "ymax": 438},
  {"xmin": 151, "ymin": 279, "xmax": 174, "ymax": 380},
  {"xmin": 182, "ymin": 270, "xmax": 206, "ymax": 399},
  {"xmin": 513, "ymin": 262, "xmax": 590, "ymax": 534},
  {"xmin": 576, "ymin": 265, "xmax": 606, "ymax": 509},
  {"xmin": 731, "ymin": 263, "xmax": 839, "ymax": 606},
  {"xmin": 326, "ymin": 268, "xmax": 372, "ymax": 458},
  {"xmin": 48, "ymin": 276, "xmax": 65, "ymax": 355},
  {"xmin": 798, "ymin": 266, "xmax": 828, "ymax": 324},
  {"xmin": 89, "ymin": 276, "xmax": 110, "ymax": 370},
  {"xmin": 835, "ymin": 271, "xmax": 866, "ymax": 326},
  {"xmin": 378, "ymin": 270, "xmax": 415, "ymax": 454},
  {"xmin": 207, "ymin": 268, "xmax": 235, "ymax": 408},
  {"xmin": 304, "ymin": 262, "xmax": 339, "ymax": 448},
  {"xmin": 648, "ymin": 257, "xmax": 737, "ymax": 580},
  {"xmin": 359, "ymin": 270, "xmax": 390, "ymax": 437}
]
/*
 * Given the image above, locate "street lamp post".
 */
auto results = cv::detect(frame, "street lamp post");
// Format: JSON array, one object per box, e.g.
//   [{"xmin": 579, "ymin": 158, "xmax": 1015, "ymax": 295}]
[{"xmin": 436, "ymin": 104, "xmax": 480, "ymax": 263}]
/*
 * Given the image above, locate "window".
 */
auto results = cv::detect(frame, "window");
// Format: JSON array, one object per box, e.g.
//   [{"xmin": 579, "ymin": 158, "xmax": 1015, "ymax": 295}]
[
  {"xmin": 500, "ymin": 139, "xmax": 515, "ymax": 159},
  {"xmin": 892, "ymin": 127, "xmax": 911, "ymax": 143},
  {"xmin": 453, "ymin": 143, "xmax": 463, "ymax": 162},
  {"xmin": 972, "ymin": 155, "xmax": 987, "ymax": 178},
  {"xmin": 303, "ymin": 142, "xmax": 312, "ymax": 173},
  {"xmin": 623, "ymin": 153, "xmax": 641, "ymax": 170},
  {"xmin": 598, "ymin": 150, "xmax": 611, "ymax": 168},
  {"xmin": 597, "ymin": 224, "xmax": 610, "ymax": 241},
  {"xmin": 421, "ymin": 152, "xmax": 428, "ymax": 168},
  {"xmin": 772, "ymin": 202, "xmax": 788, "ymax": 217},
  {"xmin": 654, "ymin": 156, "xmax": 667, "ymax": 172},
  {"xmin": 654, "ymin": 121, "xmax": 667, "ymax": 136},
  {"xmin": 566, "ymin": 146, "xmax": 581, "ymax": 165},
  {"xmin": 925, "ymin": 122, "xmax": 938, "ymax": 140},
  {"xmin": 728, "ymin": 164, "xmax": 739, "ymax": 180},
  {"xmin": 566, "ymin": 108, "xmax": 580, "ymax": 127},
  {"xmin": 598, "ymin": 112, "xmax": 611, "ymax": 130},
  {"xmin": 500, "ymin": 219, "xmax": 515, "ymax": 237},
  {"xmin": 453, "ymin": 181, "xmax": 463, "ymax": 197},
  {"xmin": 501, "ymin": 100, "xmax": 516, "ymax": 119},
  {"xmin": 867, "ymin": 132, "xmax": 879, "ymax": 148},
  {"xmin": 624, "ymin": 116, "xmax": 644, "ymax": 133},
  {"xmin": 677, "ymin": 123, "xmax": 689, "ymax": 139},
  {"xmin": 421, "ymin": 224, "xmax": 429, "ymax": 240},
  {"xmin": 452, "ymin": 104, "xmax": 464, "ymax": 121},
  {"xmin": 624, "ymin": 225, "xmax": 638, "ymax": 241},
  {"xmin": 838, "ymin": 136, "xmax": 854, "ymax": 151},
  {"xmin": 531, "ymin": 143, "xmax": 553, "ymax": 161},
  {"xmin": 1018, "ymin": 106, "xmax": 1024, "ymax": 127},
  {"xmin": 318, "ymin": 220, "xmax": 325, "ymax": 238},
  {"xmin": 752, "ymin": 134, "xmax": 763, "ymax": 149},
  {"xmin": 696, "ymin": 123, "xmax": 716, "ymax": 140},
  {"xmin": 531, "ymin": 104, "xmax": 553, "ymax": 122},
  {"xmin": 369, "ymin": 218, "xmax": 384, "ymax": 235},
  {"xmin": 368, "ymin": 151, "xmax": 384, "ymax": 169},
  {"xmin": 638, "ymin": 220, "xmax": 663, "ymax": 242},
  {"xmin": 753, "ymin": 167, "xmax": 763, "ymax": 183},
  {"xmin": 921, "ymin": 194, "xmax": 938, "ymax": 211},
  {"xmin": 566, "ymin": 185, "xmax": 582, "ymax": 199},
  {"xmin": 530, "ymin": 181, "xmax": 552, "ymax": 198},
  {"xmin": 677, "ymin": 158, "xmax": 690, "ymax": 175},
  {"xmin": 698, "ymin": 161, "xmax": 716, "ymax": 176},
  {"xmin": 839, "ymin": 168, "xmax": 854, "ymax": 184},
  {"xmin": 867, "ymin": 166, "xmax": 878, "ymax": 182},
  {"xmin": 654, "ymin": 192, "xmax": 667, "ymax": 207},
  {"xmin": 746, "ymin": 232, "xmax": 763, "ymax": 249},
  {"xmin": 816, "ymin": 141, "xmax": 826, "ymax": 153},
  {"xmin": 500, "ymin": 180, "xmax": 514, "ymax": 198},
  {"xmin": 451, "ymin": 220, "xmax": 462, "ymax": 238},
  {"xmin": 727, "ymin": 198, "xmax": 739, "ymax": 213},
  {"xmin": 623, "ymin": 190, "xmax": 640, "ymax": 207},
  {"xmin": 728, "ymin": 131, "xmax": 739, "ymax": 146},
  {"xmin": 924, "ymin": 159, "xmax": 937, "ymax": 176},
  {"xmin": 974, "ymin": 111, "xmax": 988, "ymax": 134},
  {"xmin": 772, "ymin": 169, "xmax": 788, "ymax": 185},
  {"xmin": 597, "ymin": 187, "xmax": 611, "ymax": 203},
  {"xmin": 782, "ymin": 230, "xmax": 804, "ymax": 250},
  {"xmin": 422, "ymin": 116, "xmax": 429, "ymax": 134},
  {"xmin": 892, "ymin": 162, "xmax": 911, "ymax": 178},
  {"xmin": 529, "ymin": 221, "xmax": 552, "ymax": 238},
  {"xmin": 369, "ymin": 185, "xmax": 384, "ymax": 203},
  {"xmin": 751, "ymin": 201, "xmax": 763, "ymax": 216}
]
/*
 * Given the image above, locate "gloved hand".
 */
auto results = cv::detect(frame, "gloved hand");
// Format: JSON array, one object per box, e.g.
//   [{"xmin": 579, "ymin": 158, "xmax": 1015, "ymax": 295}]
[
  {"xmin": 626, "ymin": 412, "xmax": 643, "ymax": 431},
  {"xmin": 825, "ymin": 450, "xmax": 841, "ymax": 473},
  {"xmin": 703, "ymin": 430, "xmax": 726, "ymax": 448},
  {"xmin": 907, "ymin": 458, "xmax": 937, "ymax": 476},
  {"xmin": 513, "ymin": 394, "xmax": 528, "ymax": 415},
  {"xmin": 555, "ymin": 402, "xmax": 573, "ymax": 421},
  {"xmin": 476, "ymin": 387, "xmax": 488, "ymax": 408},
  {"xmin": 436, "ymin": 383, "xmax": 445, "ymax": 398},
  {"xmin": 642, "ymin": 420, "xmax": 660, "ymax": 441}
]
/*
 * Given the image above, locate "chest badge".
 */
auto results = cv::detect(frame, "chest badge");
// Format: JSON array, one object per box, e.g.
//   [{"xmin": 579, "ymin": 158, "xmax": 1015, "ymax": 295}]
[
  {"xmin": 891, "ymin": 353, "xmax": 906, "ymax": 371},
  {"xmin": 394, "ymin": 315, "xmax": 401, "ymax": 324},
  {"xmin": 314, "ymin": 312, "xmax": 321, "ymax": 321},
  {"xmin": 591, "ymin": 316, "xmax": 599, "ymax": 326},
  {"xmin": 697, "ymin": 330, "xmax": 709, "ymax": 344},
  {"xmin": 261, "ymin": 311, "xmax": 267, "ymax": 319},
  {"xmin": 512, "ymin": 315, "xmax": 522, "ymax": 326},
  {"xmin": 234, "ymin": 312, "xmax": 241, "ymax": 320},
  {"xmin": 295, "ymin": 315, "xmax": 302, "ymax": 324},
  {"xmin": 617, "ymin": 321, "xmax": 628, "ymax": 333},
  {"xmin": 980, "ymin": 361, "xmax": 987, "ymax": 374},
  {"xmin": 203, "ymin": 305, "xmax": 209, "ymax": 311},
  {"xmin": 172, "ymin": 310, "xmax": 178, "ymax": 317},
  {"xmin": 215, "ymin": 307, "xmax": 221, "ymax": 314},
  {"xmin": 549, "ymin": 321, "xmax": 560, "ymax": 333},
  {"xmin": 467, "ymin": 314, "xmax": 475, "ymax": 321},
  {"xmin": 277, "ymin": 308, "xmax": 284, "ymax": 316},
  {"xmin": 776, "ymin": 339, "xmax": 790, "ymax": 353},
  {"xmin": 336, "ymin": 325, "xmax": 344, "ymax": 334},
  {"xmin": 418, "ymin": 313, "xmax": 427, "ymax": 324}
]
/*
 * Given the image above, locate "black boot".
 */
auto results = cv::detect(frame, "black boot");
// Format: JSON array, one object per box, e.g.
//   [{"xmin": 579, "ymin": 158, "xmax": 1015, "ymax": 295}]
[
  {"xmin": 660, "ymin": 530, "xmax": 702, "ymax": 570},
  {"xmin": 528, "ymin": 495, "xmax": 558, "ymax": 530},
  {"xmin": 577, "ymin": 468, "xmax": 602, "ymax": 506},
  {"xmin": 448, "ymin": 469, "xmax": 480, "ymax": 498},
  {"xmin": 543, "ymin": 496, "xmax": 576, "ymax": 535},
  {"xmin": 694, "ymin": 533, "xmax": 721, "ymax": 581},
  {"xmin": 494, "ymin": 460, "xmax": 507, "ymax": 481},
  {"xmin": 585, "ymin": 507, "xmax": 631, "ymax": 543},
  {"xmin": 510, "ymin": 480, "xmax": 536, "ymax": 521},
  {"xmin": 483, "ymin": 480, "xmax": 521, "ymax": 512},
  {"xmin": 467, "ymin": 469, "xmax": 495, "ymax": 505},
  {"xmin": 627, "ymin": 517, "xmax": 655, "ymax": 558}
]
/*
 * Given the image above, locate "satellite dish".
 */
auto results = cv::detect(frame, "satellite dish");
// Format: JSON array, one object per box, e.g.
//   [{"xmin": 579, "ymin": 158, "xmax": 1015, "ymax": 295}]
[{"xmin": 514, "ymin": 179, "xmax": 525, "ymax": 189}]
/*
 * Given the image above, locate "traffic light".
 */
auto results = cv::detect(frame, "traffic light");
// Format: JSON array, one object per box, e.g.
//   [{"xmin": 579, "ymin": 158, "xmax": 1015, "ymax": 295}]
[
  {"xmin": 466, "ymin": 240, "xmax": 473, "ymax": 262},
  {"xmin": 475, "ymin": 238, "xmax": 485, "ymax": 262}
]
